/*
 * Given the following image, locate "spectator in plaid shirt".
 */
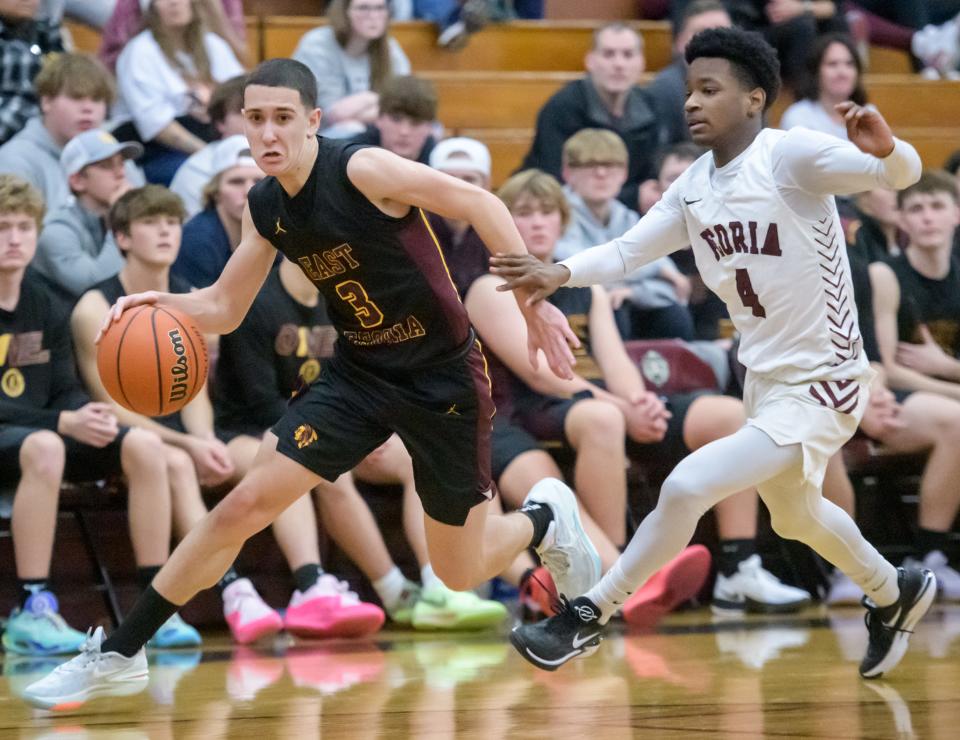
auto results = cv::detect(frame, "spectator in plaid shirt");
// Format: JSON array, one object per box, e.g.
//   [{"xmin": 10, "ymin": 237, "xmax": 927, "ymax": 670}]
[{"xmin": 0, "ymin": 0, "xmax": 63, "ymax": 147}]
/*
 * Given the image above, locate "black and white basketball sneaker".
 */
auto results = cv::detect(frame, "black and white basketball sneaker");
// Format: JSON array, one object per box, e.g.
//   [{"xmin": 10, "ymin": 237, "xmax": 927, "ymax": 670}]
[
  {"xmin": 510, "ymin": 596, "xmax": 605, "ymax": 672},
  {"xmin": 859, "ymin": 566, "xmax": 936, "ymax": 679}
]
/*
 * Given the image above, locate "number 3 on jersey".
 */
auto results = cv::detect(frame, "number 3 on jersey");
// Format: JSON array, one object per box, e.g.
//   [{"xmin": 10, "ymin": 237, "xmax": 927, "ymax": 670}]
[
  {"xmin": 336, "ymin": 280, "xmax": 384, "ymax": 328},
  {"xmin": 735, "ymin": 268, "xmax": 766, "ymax": 318}
]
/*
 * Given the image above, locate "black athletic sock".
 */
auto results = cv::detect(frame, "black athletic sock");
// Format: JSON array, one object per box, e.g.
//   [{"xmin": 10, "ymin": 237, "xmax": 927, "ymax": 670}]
[
  {"xmin": 718, "ymin": 539, "xmax": 756, "ymax": 577},
  {"xmin": 217, "ymin": 564, "xmax": 242, "ymax": 593},
  {"xmin": 293, "ymin": 563, "xmax": 324, "ymax": 593},
  {"xmin": 136, "ymin": 565, "xmax": 162, "ymax": 592},
  {"xmin": 917, "ymin": 528, "xmax": 950, "ymax": 560},
  {"xmin": 102, "ymin": 586, "xmax": 179, "ymax": 658},
  {"xmin": 18, "ymin": 578, "xmax": 49, "ymax": 608},
  {"xmin": 519, "ymin": 502, "xmax": 554, "ymax": 550}
]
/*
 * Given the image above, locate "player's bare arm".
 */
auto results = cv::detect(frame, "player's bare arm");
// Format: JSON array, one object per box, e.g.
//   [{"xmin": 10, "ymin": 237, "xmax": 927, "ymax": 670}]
[
  {"xmin": 346, "ymin": 147, "xmax": 580, "ymax": 379},
  {"xmin": 96, "ymin": 203, "xmax": 276, "ymax": 342}
]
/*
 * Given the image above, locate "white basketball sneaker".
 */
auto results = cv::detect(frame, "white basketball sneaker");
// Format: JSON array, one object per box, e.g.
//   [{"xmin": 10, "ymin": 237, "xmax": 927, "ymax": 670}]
[
  {"xmin": 523, "ymin": 478, "xmax": 601, "ymax": 598},
  {"xmin": 712, "ymin": 555, "xmax": 811, "ymax": 615},
  {"xmin": 21, "ymin": 627, "xmax": 148, "ymax": 711}
]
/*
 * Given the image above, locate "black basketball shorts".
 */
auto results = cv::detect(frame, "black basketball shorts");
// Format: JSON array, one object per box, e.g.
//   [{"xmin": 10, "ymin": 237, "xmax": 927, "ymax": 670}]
[{"xmin": 272, "ymin": 342, "xmax": 495, "ymax": 526}]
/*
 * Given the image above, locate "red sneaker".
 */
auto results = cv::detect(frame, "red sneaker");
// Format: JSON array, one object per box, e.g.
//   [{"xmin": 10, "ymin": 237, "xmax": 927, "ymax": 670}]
[
  {"xmin": 519, "ymin": 566, "xmax": 559, "ymax": 620},
  {"xmin": 622, "ymin": 545, "xmax": 711, "ymax": 630},
  {"xmin": 284, "ymin": 574, "xmax": 385, "ymax": 639},
  {"xmin": 222, "ymin": 578, "xmax": 283, "ymax": 645}
]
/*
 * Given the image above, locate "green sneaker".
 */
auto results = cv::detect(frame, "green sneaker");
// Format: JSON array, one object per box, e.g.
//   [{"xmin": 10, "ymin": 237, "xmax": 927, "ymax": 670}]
[
  {"xmin": 2, "ymin": 592, "xmax": 87, "ymax": 656},
  {"xmin": 387, "ymin": 580, "xmax": 421, "ymax": 626},
  {"xmin": 412, "ymin": 583, "xmax": 508, "ymax": 630}
]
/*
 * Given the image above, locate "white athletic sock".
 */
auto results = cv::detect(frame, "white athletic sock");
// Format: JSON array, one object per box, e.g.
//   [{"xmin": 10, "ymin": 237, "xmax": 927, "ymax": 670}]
[
  {"xmin": 372, "ymin": 566, "xmax": 406, "ymax": 612},
  {"xmin": 584, "ymin": 561, "xmax": 634, "ymax": 625},
  {"xmin": 420, "ymin": 564, "xmax": 443, "ymax": 591}
]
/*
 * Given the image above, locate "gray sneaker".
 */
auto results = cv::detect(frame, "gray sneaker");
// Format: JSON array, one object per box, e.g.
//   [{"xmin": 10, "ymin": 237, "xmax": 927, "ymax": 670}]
[
  {"xmin": 21, "ymin": 627, "xmax": 148, "ymax": 711},
  {"xmin": 524, "ymin": 478, "xmax": 601, "ymax": 598}
]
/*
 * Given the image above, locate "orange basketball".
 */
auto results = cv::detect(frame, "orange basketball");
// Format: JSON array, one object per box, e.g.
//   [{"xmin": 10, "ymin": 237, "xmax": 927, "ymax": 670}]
[{"xmin": 97, "ymin": 305, "xmax": 209, "ymax": 416}]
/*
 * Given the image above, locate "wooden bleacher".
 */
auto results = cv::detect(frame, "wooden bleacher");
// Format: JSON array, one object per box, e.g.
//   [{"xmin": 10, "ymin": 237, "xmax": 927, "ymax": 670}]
[{"xmin": 64, "ymin": 16, "xmax": 952, "ymax": 185}]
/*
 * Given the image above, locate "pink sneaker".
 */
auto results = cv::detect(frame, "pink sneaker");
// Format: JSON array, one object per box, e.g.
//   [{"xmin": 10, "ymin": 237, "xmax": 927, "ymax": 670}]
[
  {"xmin": 284, "ymin": 574, "xmax": 385, "ymax": 639},
  {"xmin": 622, "ymin": 545, "xmax": 712, "ymax": 630},
  {"xmin": 222, "ymin": 578, "xmax": 284, "ymax": 645}
]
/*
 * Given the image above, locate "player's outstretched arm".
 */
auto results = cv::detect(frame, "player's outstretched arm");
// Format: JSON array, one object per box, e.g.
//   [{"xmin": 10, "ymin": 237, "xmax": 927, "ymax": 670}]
[
  {"xmin": 96, "ymin": 204, "xmax": 276, "ymax": 343},
  {"xmin": 347, "ymin": 147, "xmax": 580, "ymax": 379}
]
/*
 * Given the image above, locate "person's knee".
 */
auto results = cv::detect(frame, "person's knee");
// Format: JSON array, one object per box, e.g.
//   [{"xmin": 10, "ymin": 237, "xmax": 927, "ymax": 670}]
[
  {"xmin": 764, "ymin": 495, "xmax": 809, "ymax": 541},
  {"xmin": 210, "ymin": 481, "xmax": 275, "ymax": 538},
  {"xmin": 658, "ymin": 469, "xmax": 710, "ymax": 520},
  {"xmin": 165, "ymin": 445, "xmax": 197, "ymax": 482},
  {"xmin": 430, "ymin": 558, "xmax": 476, "ymax": 592},
  {"xmin": 570, "ymin": 399, "xmax": 626, "ymax": 445},
  {"xmin": 19, "ymin": 431, "xmax": 66, "ymax": 481},
  {"xmin": 122, "ymin": 428, "xmax": 167, "ymax": 473}
]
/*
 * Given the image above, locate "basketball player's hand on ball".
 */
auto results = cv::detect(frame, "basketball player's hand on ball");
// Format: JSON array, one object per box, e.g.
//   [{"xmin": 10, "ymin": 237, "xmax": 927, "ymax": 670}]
[
  {"xmin": 835, "ymin": 101, "xmax": 895, "ymax": 158},
  {"xmin": 95, "ymin": 291, "xmax": 161, "ymax": 344},
  {"xmin": 489, "ymin": 253, "xmax": 570, "ymax": 304},
  {"xmin": 56, "ymin": 402, "xmax": 119, "ymax": 448}
]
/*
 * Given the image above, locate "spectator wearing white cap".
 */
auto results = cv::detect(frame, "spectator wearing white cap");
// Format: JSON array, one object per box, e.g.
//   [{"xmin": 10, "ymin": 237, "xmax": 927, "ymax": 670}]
[
  {"xmin": 171, "ymin": 135, "xmax": 263, "ymax": 288},
  {"xmin": 169, "ymin": 74, "xmax": 247, "ymax": 218},
  {"xmin": 427, "ymin": 136, "xmax": 492, "ymax": 295},
  {"xmin": 33, "ymin": 129, "xmax": 143, "ymax": 297},
  {"xmin": 114, "ymin": 0, "xmax": 244, "ymax": 185}
]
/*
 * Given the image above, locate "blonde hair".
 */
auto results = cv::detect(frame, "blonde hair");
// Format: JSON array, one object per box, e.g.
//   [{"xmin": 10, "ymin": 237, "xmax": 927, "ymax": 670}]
[
  {"xmin": 562, "ymin": 129, "xmax": 628, "ymax": 168},
  {"xmin": 497, "ymin": 170, "xmax": 571, "ymax": 229},
  {"xmin": 144, "ymin": 0, "xmax": 214, "ymax": 85},
  {"xmin": 0, "ymin": 175, "xmax": 45, "ymax": 229},
  {"xmin": 327, "ymin": 0, "xmax": 394, "ymax": 94}
]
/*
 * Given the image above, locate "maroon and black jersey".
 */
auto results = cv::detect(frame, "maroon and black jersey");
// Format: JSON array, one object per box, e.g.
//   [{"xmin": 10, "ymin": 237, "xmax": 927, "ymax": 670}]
[{"xmin": 248, "ymin": 137, "xmax": 470, "ymax": 371}]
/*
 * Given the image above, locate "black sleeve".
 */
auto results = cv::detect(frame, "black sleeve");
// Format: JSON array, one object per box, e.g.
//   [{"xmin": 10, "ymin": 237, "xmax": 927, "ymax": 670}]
[
  {"xmin": 45, "ymin": 294, "xmax": 89, "ymax": 414},
  {"xmin": 520, "ymin": 97, "xmax": 571, "ymax": 180},
  {"xmin": 220, "ymin": 301, "xmax": 288, "ymax": 429},
  {"xmin": 848, "ymin": 248, "xmax": 881, "ymax": 363}
]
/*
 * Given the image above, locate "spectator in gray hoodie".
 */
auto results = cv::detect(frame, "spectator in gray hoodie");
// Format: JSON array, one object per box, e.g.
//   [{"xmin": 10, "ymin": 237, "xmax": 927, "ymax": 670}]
[
  {"xmin": 555, "ymin": 128, "xmax": 694, "ymax": 341},
  {"xmin": 33, "ymin": 128, "xmax": 142, "ymax": 297},
  {"xmin": 0, "ymin": 52, "xmax": 142, "ymax": 214}
]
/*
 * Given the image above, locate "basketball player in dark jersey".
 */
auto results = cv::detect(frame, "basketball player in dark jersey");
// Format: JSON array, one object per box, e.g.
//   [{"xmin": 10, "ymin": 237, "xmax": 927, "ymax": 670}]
[{"xmin": 23, "ymin": 59, "xmax": 597, "ymax": 710}]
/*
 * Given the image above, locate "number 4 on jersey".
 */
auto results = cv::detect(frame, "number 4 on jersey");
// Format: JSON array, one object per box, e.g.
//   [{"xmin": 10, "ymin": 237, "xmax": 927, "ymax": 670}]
[{"xmin": 735, "ymin": 268, "xmax": 766, "ymax": 318}]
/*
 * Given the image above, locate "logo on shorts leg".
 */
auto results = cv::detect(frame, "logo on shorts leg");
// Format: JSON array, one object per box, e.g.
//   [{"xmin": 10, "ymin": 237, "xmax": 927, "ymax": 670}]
[{"xmin": 293, "ymin": 423, "xmax": 318, "ymax": 449}]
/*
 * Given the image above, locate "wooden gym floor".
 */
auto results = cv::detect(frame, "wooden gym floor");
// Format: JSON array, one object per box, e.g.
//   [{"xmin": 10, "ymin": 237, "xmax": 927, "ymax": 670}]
[{"xmin": 1, "ymin": 603, "xmax": 958, "ymax": 739}]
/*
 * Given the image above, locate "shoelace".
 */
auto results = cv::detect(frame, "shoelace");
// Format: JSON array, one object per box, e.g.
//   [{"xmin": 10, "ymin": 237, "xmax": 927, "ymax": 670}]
[{"xmin": 61, "ymin": 630, "xmax": 102, "ymax": 673}]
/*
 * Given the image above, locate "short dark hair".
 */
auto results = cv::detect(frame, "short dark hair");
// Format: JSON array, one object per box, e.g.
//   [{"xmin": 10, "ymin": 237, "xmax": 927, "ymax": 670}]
[
  {"xmin": 379, "ymin": 75, "xmax": 438, "ymax": 122},
  {"xmin": 209, "ymin": 74, "xmax": 247, "ymax": 126},
  {"xmin": 897, "ymin": 170, "xmax": 959, "ymax": 208},
  {"xmin": 685, "ymin": 27, "xmax": 781, "ymax": 111},
  {"xmin": 675, "ymin": 0, "xmax": 727, "ymax": 36},
  {"xmin": 244, "ymin": 59, "xmax": 317, "ymax": 110},
  {"xmin": 110, "ymin": 186, "xmax": 186, "ymax": 239},
  {"xmin": 796, "ymin": 33, "xmax": 867, "ymax": 105},
  {"xmin": 944, "ymin": 149, "xmax": 960, "ymax": 176},
  {"xmin": 654, "ymin": 142, "xmax": 706, "ymax": 177}
]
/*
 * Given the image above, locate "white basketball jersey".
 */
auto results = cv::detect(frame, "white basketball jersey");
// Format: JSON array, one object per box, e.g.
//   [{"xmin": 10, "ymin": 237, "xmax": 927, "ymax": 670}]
[{"xmin": 678, "ymin": 129, "xmax": 867, "ymax": 384}]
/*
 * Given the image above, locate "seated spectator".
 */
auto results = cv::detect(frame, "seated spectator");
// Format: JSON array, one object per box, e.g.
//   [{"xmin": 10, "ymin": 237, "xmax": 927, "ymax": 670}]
[
  {"xmin": 0, "ymin": 52, "xmax": 140, "ymax": 214},
  {"xmin": 646, "ymin": 0, "xmax": 733, "ymax": 146},
  {"xmin": 870, "ymin": 171, "xmax": 960, "ymax": 401},
  {"xmin": 474, "ymin": 169, "xmax": 812, "ymax": 616},
  {"xmin": 817, "ymin": 244, "xmax": 960, "ymax": 604},
  {"xmin": 780, "ymin": 33, "xmax": 866, "ymax": 140},
  {"xmin": 213, "ymin": 257, "xmax": 508, "ymax": 631},
  {"xmin": 33, "ymin": 129, "xmax": 141, "ymax": 298},
  {"xmin": 849, "ymin": 187, "xmax": 902, "ymax": 262},
  {"xmin": 169, "ymin": 74, "xmax": 246, "ymax": 217},
  {"xmin": 556, "ymin": 129, "xmax": 694, "ymax": 342},
  {"xmin": 172, "ymin": 136, "xmax": 264, "ymax": 288},
  {"xmin": 115, "ymin": 0, "xmax": 245, "ymax": 185},
  {"xmin": 0, "ymin": 0, "xmax": 63, "ymax": 147},
  {"xmin": 293, "ymin": 0, "xmax": 410, "ymax": 138},
  {"xmin": 520, "ymin": 23, "xmax": 660, "ymax": 206},
  {"xmin": 0, "ymin": 175, "xmax": 183, "ymax": 654},
  {"xmin": 70, "ymin": 186, "xmax": 375, "ymax": 645},
  {"xmin": 100, "ymin": 0, "xmax": 248, "ymax": 72},
  {"xmin": 349, "ymin": 75, "xmax": 437, "ymax": 164}
]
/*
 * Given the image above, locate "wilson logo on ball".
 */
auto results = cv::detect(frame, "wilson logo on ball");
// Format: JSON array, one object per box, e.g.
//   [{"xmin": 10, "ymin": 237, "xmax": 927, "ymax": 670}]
[{"xmin": 168, "ymin": 328, "xmax": 189, "ymax": 403}]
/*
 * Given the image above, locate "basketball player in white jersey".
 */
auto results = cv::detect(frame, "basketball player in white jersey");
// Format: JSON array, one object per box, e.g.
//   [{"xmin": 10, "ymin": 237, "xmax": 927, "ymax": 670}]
[{"xmin": 491, "ymin": 27, "xmax": 935, "ymax": 680}]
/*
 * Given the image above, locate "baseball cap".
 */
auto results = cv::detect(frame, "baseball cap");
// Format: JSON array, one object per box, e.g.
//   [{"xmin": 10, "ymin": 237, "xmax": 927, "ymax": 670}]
[
  {"xmin": 429, "ymin": 137, "xmax": 491, "ymax": 177},
  {"xmin": 61, "ymin": 129, "xmax": 144, "ymax": 177},
  {"xmin": 210, "ymin": 135, "xmax": 258, "ymax": 179}
]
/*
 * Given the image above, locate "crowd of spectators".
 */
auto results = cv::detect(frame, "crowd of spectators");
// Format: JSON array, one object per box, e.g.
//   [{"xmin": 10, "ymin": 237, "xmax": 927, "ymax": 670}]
[{"xmin": 1, "ymin": 0, "xmax": 960, "ymax": 659}]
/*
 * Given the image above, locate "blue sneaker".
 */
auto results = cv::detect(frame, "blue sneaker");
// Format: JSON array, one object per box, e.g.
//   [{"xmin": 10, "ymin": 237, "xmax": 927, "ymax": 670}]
[
  {"xmin": 147, "ymin": 613, "xmax": 202, "ymax": 648},
  {"xmin": 2, "ymin": 591, "xmax": 86, "ymax": 656}
]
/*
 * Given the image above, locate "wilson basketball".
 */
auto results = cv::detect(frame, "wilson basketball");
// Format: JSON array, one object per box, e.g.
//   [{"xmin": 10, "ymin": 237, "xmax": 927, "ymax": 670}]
[{"xmin": 97, "ymin": 305, "xmax": 208, "ymax": 416}]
